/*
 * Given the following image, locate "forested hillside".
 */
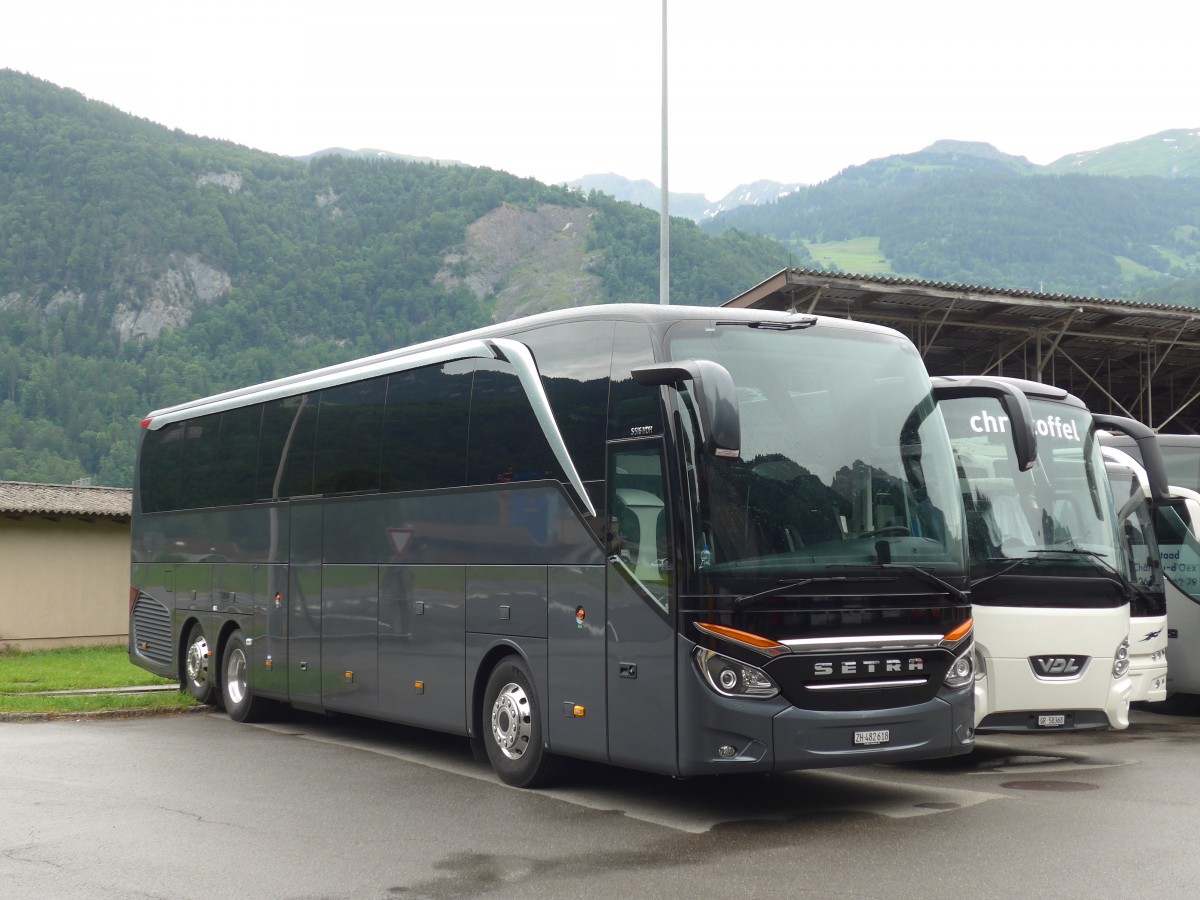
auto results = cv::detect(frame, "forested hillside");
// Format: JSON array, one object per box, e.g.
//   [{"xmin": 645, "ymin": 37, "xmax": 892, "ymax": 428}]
[
  {"xmin": 0, "ymin": 70, "xmax": 792, "ymax": 487},
  {"xmin": 704, "ymin": 141, "xmax": 1200, "ymax": 299}
]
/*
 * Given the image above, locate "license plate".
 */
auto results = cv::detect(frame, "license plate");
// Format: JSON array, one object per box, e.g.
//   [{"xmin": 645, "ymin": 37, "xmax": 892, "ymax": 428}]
[
  {"xmin": 854, "ymin": 729, "xmax": 890, "ymax": 746},
  {"xmin": 1037, "ymin": 714, "xmax": 1066, "ymax": 727}
]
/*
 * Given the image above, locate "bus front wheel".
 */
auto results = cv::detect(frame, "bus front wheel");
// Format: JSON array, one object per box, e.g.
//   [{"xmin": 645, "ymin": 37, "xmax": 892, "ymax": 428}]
[
  {"xmin": 183, "ymin": 623, "xmax": 219, "ymax": 706},
  {"xmin": 221, "ymin": 629, "xmax": 271, "ymax": 723},
  {"xmin": 482, "ymin": 656, "xmax": 559, "ymax": 788}
]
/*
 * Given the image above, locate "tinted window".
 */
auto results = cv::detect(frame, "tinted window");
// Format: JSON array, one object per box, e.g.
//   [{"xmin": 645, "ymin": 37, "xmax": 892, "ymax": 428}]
[
  {"xmin": 381, "ymin": 360, "xmax": 472, "ymax": 492},
  {"xmin": 264, "ymin": 394, "xmax": 318, "ymax": 499},
  {"xmin": 216, "ymin": 404, "xmax": 263, "ymax": 506},
  {"xmin": 139, "ymin": 421, "xmax": 186, "ymax": 513},
  {"xmin": 519, "ymin": 322, "xmax": 614, "ymax": 482},
  {"xmin": 178, "ymin": 414, "xmax": 223, "ymax": 509},
  {"xmin": 468, "ymin": 360, "xmax": 561, "ymax": 485},
  {"xmin": 314, "ymin": 377, "xmax": 387, "ymax": 494}
]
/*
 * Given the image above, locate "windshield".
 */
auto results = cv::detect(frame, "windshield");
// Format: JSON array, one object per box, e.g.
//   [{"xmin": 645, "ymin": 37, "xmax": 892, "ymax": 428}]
[
  {"xmin": 1160, "ymin": 444, "xmax": 1200, "ymax": 492},
  {"xmin": 1154, "ymin": 501, "xmax": 1200, "ymax": 605},
  {"xmin": 666, "ymin": 321, "xmax": 967, "ymax": 579},
  {"xmin": 942, "ymin": 395, "xmax": 1123, "ymax": 579}
]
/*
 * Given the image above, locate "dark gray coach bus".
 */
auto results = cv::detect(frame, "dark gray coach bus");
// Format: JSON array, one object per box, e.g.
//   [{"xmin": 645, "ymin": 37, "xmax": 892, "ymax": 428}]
[{"xmin": 128, "ymin": 304, "xmax": 1031, "ymax": 786}]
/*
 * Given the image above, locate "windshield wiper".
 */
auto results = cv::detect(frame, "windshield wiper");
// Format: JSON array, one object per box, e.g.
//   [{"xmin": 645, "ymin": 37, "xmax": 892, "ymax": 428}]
[
  {"xmin": 1028, "ymin": 548, "xmax": 1129, "ymax": 583},
  {"xmin": 975, "ymin": 548, "xmax": 1129, "ymax": 589},
  {"xmin": 732, "ymin": 576, "xmax": 851, "ymax": 607},
  {"xmin": 730, "ymin": 565, "xmax": 968, "ymax": 606},
  {"xmin": 842, "ymin": 564, "xmax": 969, "ymax": 603}
]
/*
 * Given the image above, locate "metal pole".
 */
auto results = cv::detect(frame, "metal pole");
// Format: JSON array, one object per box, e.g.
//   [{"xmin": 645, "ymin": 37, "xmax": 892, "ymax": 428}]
[{"xmin": 659, "ymin": 0, "xmax": 669, "ymax": 305}]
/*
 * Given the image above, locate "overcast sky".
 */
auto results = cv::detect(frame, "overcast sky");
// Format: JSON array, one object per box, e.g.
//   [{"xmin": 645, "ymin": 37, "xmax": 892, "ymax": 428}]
[{"xmin": 4, "ymin": 0, "xmax": 1197, "ymax": 200}]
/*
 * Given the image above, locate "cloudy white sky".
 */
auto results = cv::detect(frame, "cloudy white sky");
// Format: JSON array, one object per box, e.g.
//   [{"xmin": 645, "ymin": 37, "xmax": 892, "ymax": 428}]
[{"xmin": 4, "ymin": 0, "xmax": 1197, "ymax": 200}]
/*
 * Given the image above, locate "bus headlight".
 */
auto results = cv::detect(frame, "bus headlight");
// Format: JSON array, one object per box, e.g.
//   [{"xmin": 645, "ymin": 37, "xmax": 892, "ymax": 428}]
[
  {"xmin": 944, "ymin": 646, "xmax": 975, "ymax": 689},
  {"xmin": 693, "ymin": 649, "xmax": 779, "ymax": 700},
  {"xmin": 1112, "ymin": 639, "xmax": 1130, "ymax": 678}
]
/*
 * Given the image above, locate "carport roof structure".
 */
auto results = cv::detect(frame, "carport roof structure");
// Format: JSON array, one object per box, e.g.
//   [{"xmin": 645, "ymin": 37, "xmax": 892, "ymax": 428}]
[{"xmin": 723, "ymin": 268, "xmax": 1200, "ymax": 434}]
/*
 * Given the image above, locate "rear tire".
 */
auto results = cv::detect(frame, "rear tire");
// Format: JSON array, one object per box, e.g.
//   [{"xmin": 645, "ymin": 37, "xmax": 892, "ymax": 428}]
[
  {"xmin": 481, "ymin": 656, "xmax": 559, "ymax": 788},
  {"xmin": 183, "ymin": 623, "xmax": 219, "ymax": 706},
  {"xmin": 221, "ymin": 629, "xmax": 271, "ymax": 723}
]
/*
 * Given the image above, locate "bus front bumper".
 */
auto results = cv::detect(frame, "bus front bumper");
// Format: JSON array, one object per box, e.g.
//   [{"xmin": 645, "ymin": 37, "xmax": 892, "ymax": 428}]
[{"xmin": 676, "ymin": 685, "xmax": 975, "ymax": 777}]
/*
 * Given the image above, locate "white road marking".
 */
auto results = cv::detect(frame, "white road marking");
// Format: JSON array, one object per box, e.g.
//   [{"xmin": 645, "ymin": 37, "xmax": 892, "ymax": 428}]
[{"xmin": 247, "ymin": 717, "xmax": 1008, "ymax": 833}]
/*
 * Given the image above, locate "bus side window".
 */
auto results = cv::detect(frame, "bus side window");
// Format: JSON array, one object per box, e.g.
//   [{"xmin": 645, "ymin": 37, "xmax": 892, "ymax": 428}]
[
  {"xmin": 381, "ymin": 361, "xmax": 472, "ymax": 492},
  {"xmin": 314, "ymin": 376, "xmax": 387, "ymax": 495},
  {"xmin": 140, "ymin": 421, "xmax": 186, "ymax": 513}
]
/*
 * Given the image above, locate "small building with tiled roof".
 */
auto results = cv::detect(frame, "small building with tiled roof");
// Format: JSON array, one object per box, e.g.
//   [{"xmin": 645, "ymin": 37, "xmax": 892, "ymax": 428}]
[{"xmin": 0, "ymin": 481, "xmax": 132, "ymax": 650}]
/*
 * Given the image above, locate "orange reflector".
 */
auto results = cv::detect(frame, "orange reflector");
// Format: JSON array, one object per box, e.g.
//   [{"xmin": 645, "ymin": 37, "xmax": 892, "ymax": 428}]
[
  {"xmin": 344, "ymin": 670, "xmax": 354, "ymax": 682},
  {"xmin": 265, "ymin": 659, "xmax": 273, "ymax": 670},
  {"xmin": 944, "ymin": 618, "xmax": 973, "ymax": 642},
  {"xmin": 573, "ymin": 705, "xmax": 586, "ymax": 718},
  {"xmin": 414, "ymin": 681, "xmax": 424, "ymax": 690},
  {"xmin": 694, "ymin": 621, "xmax": 785, "ymax": 652}
]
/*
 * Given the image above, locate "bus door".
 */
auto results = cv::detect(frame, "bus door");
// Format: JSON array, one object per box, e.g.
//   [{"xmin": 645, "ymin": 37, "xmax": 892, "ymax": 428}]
[{"xmin": 606, "ymin": 440, "xmax": 677, "ymax": 774}]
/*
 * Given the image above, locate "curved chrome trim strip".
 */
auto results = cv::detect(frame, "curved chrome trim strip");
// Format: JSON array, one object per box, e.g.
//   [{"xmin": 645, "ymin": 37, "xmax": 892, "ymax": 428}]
[
  {"xmin": 609, "ymin": 555, "xmax": 669, "ymax": 614},
  {"xmin": 805, "ymin": 678, "xmax": 927, "ymax": 691},
  {"xmin": 146, "ymin": 339, "xmax": 498, "ymax": 428},
  {"xmin": 781, "ymin": 634, "xmax": 944, "ymax": 652},
  {"xmin": 490, "ymin": 338, "xmax": 598, "ymax": 518}
]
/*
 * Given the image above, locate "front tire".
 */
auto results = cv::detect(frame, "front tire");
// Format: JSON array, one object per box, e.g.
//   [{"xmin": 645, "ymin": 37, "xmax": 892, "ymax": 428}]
[
  {"xmin": 221, "ymin": 629, "xmax": 271, "ymax": 723},
  {"xmin": 183, "ymin": 623, "xmax": 219, "ymax": 706},
  {"xmin": 482, "ymin": 656, "xmax": 559, "ymax": 788}
]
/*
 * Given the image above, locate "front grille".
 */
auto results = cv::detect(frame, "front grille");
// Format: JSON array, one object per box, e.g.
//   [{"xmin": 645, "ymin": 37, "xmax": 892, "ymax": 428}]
[
  {"xmin": 131, "ymin": 597, "xmax": 173, "ymax": 667},
  {"xmin": 765, "ymin": 647, "xmax": 954, "ymax": 711}
]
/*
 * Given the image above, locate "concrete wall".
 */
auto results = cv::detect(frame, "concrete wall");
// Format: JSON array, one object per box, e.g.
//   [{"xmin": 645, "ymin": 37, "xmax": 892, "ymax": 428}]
[{"xmin": 0, "ymin": 516, "xmax": 130, "ymax": 651}]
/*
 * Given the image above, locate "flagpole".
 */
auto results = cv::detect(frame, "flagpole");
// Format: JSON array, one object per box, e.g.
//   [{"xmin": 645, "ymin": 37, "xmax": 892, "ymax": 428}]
[{"xmin": 659, "ymin": 0, "xmax": 669, "ymax": 305}]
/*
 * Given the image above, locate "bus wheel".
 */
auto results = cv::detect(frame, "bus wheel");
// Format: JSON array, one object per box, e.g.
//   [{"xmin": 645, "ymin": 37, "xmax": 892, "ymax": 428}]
[
  {"xmin": 221, "ymin": 629, "xmax": 270, "ymax": 723},
  {"xmin": 183, "ymin": 623, "xmax": 219, "ymax": 706},
  {"xmin": 482, "ymin": 657, "xmax": 559, "ymax": 788}
]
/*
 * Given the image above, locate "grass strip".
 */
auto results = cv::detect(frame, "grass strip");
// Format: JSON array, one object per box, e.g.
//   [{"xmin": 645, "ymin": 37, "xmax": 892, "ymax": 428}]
[{"xmin": 0, "ymin": 644, "xmax": 198, "ymax": 716}]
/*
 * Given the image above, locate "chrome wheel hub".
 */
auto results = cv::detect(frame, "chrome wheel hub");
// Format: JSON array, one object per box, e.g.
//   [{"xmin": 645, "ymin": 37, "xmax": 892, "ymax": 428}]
[
  {"xmin": 490, "ymin": 681, "xmax": 532, "ymax": 761},
  {"xmin": 226, "ymin": 647, "xmax": 248, "ymax": 706},
  {"xmin": 186, "ymin": 637, "xmax": 210, "ymax": 686}
]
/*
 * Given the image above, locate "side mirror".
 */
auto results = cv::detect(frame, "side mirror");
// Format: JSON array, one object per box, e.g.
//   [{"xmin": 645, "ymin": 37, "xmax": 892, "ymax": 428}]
[
  {"xmin": 632, "ymin": 359, "xmax": 740, "ymax": 458},
  {"xmin": 932, "ymin": 377, "xmax": 1038, "ymax": 472},
  {"xmin": 1094, "ymin": 414, "xmax": 1169, "ymax": 503}
]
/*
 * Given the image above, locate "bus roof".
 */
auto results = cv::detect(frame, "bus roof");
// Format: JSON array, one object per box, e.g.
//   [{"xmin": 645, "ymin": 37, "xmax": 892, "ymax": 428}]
[{"xmin": 142, "ymin": 303, "xmax": 912, "ymax": 426}]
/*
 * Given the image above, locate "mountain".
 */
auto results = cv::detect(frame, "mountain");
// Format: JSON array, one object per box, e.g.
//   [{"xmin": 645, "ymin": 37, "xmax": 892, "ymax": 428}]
[
  {"xmin": 702, "ymin": 139, "xmax": 1200, "ymax": 298},
  {"xmin": 568, "ymin": 173, "xmax": 804, "ymax": 221},
  {"xmin": 1046, "ymin": 128, "xmax": 1200, "ymax": 178},
  {"xmin": 0, "ymin": 70, "xmax": 794, "ymax": 487}
]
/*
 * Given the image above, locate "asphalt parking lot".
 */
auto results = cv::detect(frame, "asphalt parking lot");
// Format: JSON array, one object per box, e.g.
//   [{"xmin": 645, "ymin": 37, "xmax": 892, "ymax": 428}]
[{"xmin": 2, "ymin": 704, "xmax": 1198, "ymax": 899}]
